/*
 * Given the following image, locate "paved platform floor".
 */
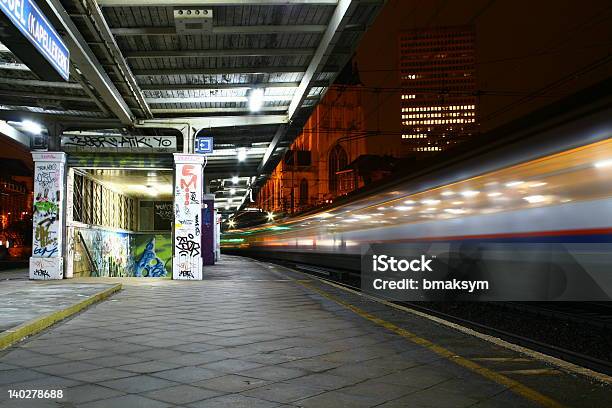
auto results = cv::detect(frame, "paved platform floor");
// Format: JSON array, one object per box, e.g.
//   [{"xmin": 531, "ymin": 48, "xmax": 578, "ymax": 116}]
[
  {"xmin": 0, "ymin": 256, "xmax": 610, "ymax": 407},
  {"xmin": 0, "ymin": 277, "xmax": 117, "ymax": 333}
]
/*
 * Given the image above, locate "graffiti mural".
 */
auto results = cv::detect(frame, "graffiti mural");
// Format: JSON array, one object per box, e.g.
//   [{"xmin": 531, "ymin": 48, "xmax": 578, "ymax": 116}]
[
  {"xmin": 32, "ymin": 162, "xmax": 61, "ymax": 258},
  {"xmin": 133, "ymin": 235, "xmax": 172, "ymax": 277},
  {"xmin": 30, "ymin": 153, "xmax": 66, "ymax": 280},
  {"xmin": 173, "ymin": 155, "xmax": 205, "ymax": 280},
  {"xmin": 73, "ymin": 228, "xmax": 172, "ymax": 278}
]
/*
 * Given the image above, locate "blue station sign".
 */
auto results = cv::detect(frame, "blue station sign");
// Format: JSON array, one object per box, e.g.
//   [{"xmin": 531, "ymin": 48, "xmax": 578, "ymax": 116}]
[
  {"xmin": 195, "ymin": 136, "xmax": 214, "ymax": 154},
  {"xmin": 0, "ymin": 0, "xmax": 70, "ymax": 81}
]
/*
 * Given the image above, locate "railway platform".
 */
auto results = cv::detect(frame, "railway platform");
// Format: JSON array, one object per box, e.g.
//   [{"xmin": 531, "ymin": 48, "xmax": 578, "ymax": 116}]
[{"xmin": 0, "ymin": 256, "xmax": 610, "ymax": 408}]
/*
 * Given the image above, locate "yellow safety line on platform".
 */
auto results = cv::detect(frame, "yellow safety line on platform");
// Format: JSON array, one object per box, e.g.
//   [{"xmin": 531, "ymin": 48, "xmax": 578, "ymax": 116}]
[
  {"xmin": 292, "ymin": 279, "xmax": 565, "ymax": 408},
  {"xmin": 0, "ymin": 284, "xmax": 122, "ymax": 351}
]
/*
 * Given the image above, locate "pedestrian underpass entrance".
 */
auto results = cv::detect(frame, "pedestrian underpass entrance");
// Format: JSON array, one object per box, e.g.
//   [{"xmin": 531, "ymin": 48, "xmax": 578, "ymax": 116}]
[{"xmin": 67, "ymin": 166, "xmax": 174, "ymax": 279}]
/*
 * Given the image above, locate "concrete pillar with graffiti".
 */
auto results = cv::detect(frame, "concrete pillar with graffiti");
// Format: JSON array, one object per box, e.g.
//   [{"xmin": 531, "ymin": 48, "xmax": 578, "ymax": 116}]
[
  {"xmin": 173, "ymin": 154, "xmax": 205, "ymax": 280},
  {"xmin": 30, "ymin": 152, "xmax": 67, "ymax": 280}
]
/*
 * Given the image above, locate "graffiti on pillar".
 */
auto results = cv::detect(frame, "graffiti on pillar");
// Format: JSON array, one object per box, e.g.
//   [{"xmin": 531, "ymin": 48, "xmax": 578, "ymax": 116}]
[
  {"xmin": 173, "ymin": 160, "xmax": 203, "ymax": 280},
  {"xmin": 32, "ymin": 162, "xmax": 61, "ymax": 258},
  {"xmin": 30, "ymin": 257, "xmax": 63, "ymax": 280}
]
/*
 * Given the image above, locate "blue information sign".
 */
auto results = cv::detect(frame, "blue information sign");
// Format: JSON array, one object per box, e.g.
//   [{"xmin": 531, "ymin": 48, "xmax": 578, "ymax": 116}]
[
  {"xmin": 0, "ymin": 0, "xmax": 70, "ymax": 81},
  {"xmin": 195, "ymin": 136, "xmax": 213, "ymax": 154}
]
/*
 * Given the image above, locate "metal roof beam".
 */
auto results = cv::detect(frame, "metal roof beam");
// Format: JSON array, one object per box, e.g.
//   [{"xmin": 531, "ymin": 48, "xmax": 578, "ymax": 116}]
[
  {"xmin": 0, "ymin": 77, "xmax": 83, "ymax": 89},
  {"xmin": 135, "ymin": 115, "xmax": 288, "ymax": 130},
  {"xmin": 111, "ymin": 25, "xmax": 327, "ymax": 36},
  {"xmin": 146, "ymin": 95, "xmax": 318, "ymax": 104},
  {"xmin": 133, "ymin": 66, "xmax": 330, "ymax": 76},
  {"xmin": 140, "ymin": 81, "xmax": 327, "ymax": 91},
  {"xmin": 38, "ymin": 0, "xmax": 135, "ymax": 125},
  {"xmin": 125, "ymin": 48, "xmax": 316, "ymax": 59},
  {"xmin": 97, "ymin": 0, "xmax": 338, "ymax": 6},
  {"xmin": 152, "ymin": 106, "xmax": 288, "ymax": 114}
]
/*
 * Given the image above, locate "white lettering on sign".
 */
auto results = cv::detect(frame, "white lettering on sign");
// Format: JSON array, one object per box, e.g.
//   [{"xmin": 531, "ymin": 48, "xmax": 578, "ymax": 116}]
[{"xmin": 61, "ymin": 135, "xmax": 177, "ymax": 152}]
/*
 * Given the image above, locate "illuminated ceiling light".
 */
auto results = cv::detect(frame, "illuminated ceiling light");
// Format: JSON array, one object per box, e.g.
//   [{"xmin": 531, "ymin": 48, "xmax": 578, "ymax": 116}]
[
  {"xmin": 237, "ymin": 147, "xmax": 247, "ymax": 162},
  {"xmin": 395, "ymin": 206, "xmax": 413, "ymax": 211},
  {"xmin": 229, "ymin": 188, "xmax": 236, "ymax": 195},
  {"xmin": 523, "ymin": 195, "xmax": 548, "ymax": 204},
  {"xmin": 487, "ymin": 192, "xmax": 502, "ymax": 197},
  {"xmin": 225, "ymin": 204, "xmax": 230, "ymax": 210},
  {"xmin": 343, "ymin": 218, "xmax": 359, "ymax": 223},
  {"xmin": 528, "ymin": 182, "xmax": 547, "ymax": 188},
  {"xmin": 444, "ymin": 208, "xmax": 466, "ymax": 215},
  {"xmin": 146, "ymin": 185, "xmax": 158, "ymax": 196},
  {"xmin": 21, "ymin": 120, "xmax": 42, "ymax": 134},
  {"xmin": 505, "ymin": 181, "xmax": 524, "ymax": 187},
  {"xmin": 461, "ymin": 190, "xmax": 480, "ymax": 197},
  {"xmin": 228, "ymin": 219, "xmax": 236, "ymax": 228},
  {"xmin": 421, "ymin": 199, "xmax": 440, "ymax": 205},
  {"xmin": 316, "ymin": 212, "xmax": 333, "ymax": 219},
  {"xmin": 440, "ymin": 191, "xmax": 455, "ymax": 196},
  {"xmin": 403, "ymin": 200, "xmax": 415, "ymax": 205},
  {"xmin": 451, "ymin": 201, "xmax": 464, "ymax": 205},
  {"xmin": 231, "ymin": 176, "xmax": 239, "ymax": 184},
  {"xmin": 594, "ymin": 159, "xmax": 612, "ymax": 168},
  {"xmin": 354, "ymin": 214, "xmax": 371, "ymax": 219},
  {"xmin": 377, "ymin": 207, "xmax": 386, "ymax": 211},
  {"xmin": 267, "ymin": 211, "xmax": 274, "ymax": 221},
  {"xmin": 248, "ymin": 88, "xmax": 265, "ymax": 112}
]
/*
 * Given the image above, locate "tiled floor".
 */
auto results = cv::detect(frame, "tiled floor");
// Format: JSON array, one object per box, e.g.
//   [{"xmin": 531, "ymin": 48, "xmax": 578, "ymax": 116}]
[{"xmin": 0, "ymin": 256, "xmax": 609, "ymax": 407}]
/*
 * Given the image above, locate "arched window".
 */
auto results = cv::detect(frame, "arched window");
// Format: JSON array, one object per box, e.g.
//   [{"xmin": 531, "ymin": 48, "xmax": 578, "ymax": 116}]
[
  {"xmin": 299, "ymin": 178, "xmax": 309, "ymax": 206},
  {"xmin": 328, "ymin": 144, "xmax": 348, "ymax": 194}
]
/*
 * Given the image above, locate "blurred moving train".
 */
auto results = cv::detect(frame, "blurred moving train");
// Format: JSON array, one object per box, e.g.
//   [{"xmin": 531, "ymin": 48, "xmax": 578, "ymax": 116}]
[{"xmin": 222, "ymin": 82, "xmax": 612, "ymax": 299}]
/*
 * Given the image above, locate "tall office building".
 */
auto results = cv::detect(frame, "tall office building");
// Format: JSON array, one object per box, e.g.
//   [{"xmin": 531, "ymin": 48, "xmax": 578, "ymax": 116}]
[{"xmin": 399, "ymin": 25, "xmax": 478, "ymax": 153}]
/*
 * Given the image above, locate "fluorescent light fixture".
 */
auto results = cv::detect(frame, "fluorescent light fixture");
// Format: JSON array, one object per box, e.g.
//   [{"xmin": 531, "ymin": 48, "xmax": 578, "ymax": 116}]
[
  {"xmin": 395, "ymin": 206, "xmax": 413, "ymax": 211},
  {"xmin": 248, "ymin": 88, "xmax": 264, "ymax": 112},
  {"xmin": 21, "ymin": 120, "xmax": 42, "ymax": 134},
  {"xmin": 487, "ymin": 192, "xmax": 502, "ymax": 197},
  {"xmin": 237, "ymin": 147, "xmax": 247, "ymax": 162},
  {"xmin": 231, "ymin": 176, "xmax": 239, "ymax": 184},
  {"xmin": 594, "ymin": 159, "xmax": 612, "ymax": 168},
  {"xmin": 267, "ymin": 211, "xmax": 274, "ymax": 221},
  {"xmin": 528, "ymin": 182, "xmax": 547, "ymax": 188},
  {"xmin": 228, "ymin": 219, "xmax": 236, "ymax": 228},
  {"xmin": 461, "ymin": 190, "xmax": 480, "ymax": 197},
  {"xmin": 444, "ymin": 208, "xmax": 466, "ymax": 214},
  {"xmin": 229, "ymin": 188, "xmax": 236, "ymax": 195},
  {"xmin": 403, "ymin": 200, "xmax": 415, "ymax": 205},
  {"xmin": 225, "ymin": 204, "xmax": 230, "ymax": 210},
  {"xmin": 505, "ymin": 181, "xmax": 524, "ymax": 187},
  {"xmin": 421, "ymin": 199, "xmax": 440, "ymax": 205},
  {"xmin": 377, "ymin": 207, "xmax": 386, "ymax": 211},
  {"xmin": 440, "ymin": 191, "xmax": 455, "ymax": 196}
]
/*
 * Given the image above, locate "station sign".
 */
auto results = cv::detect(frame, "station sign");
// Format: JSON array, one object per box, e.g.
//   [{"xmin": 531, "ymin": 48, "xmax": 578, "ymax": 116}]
[
  {"xmin": 195, "ymin": 136, "xmax": 213, "ymax": 154},
  {"xmin": 0, "ymin": 0, "xmax": 70, "ymax": 81}
]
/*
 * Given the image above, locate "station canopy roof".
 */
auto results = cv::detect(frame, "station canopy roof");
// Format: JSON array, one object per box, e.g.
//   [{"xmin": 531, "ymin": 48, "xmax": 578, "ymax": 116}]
[{"xmin": 0, "ymin": 0, "xmax": 384, "ymax": 214}]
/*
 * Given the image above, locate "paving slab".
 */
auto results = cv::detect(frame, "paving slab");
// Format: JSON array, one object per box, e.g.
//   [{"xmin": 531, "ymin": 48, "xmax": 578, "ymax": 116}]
[{"xmin": 0, "ymin": 255, "xmax": 609, "ymax": 408}]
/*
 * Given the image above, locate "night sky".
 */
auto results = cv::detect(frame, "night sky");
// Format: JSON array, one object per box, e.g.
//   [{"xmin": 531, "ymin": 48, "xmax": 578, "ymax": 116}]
[{"xmin": 354, "ymin": 0, "xmax": 612, "ymax": 155}]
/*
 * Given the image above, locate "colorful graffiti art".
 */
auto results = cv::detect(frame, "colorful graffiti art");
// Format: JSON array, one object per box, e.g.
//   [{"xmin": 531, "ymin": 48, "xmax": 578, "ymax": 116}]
[
  {"xmin": 133, "ymin": 235, "xmax": 172, "ymax": 277},
  {"xmin": 173, "ymin": 156, "xmax": 204, "ymax": 280},
  {"xmin": 32, "ymin": 161, "xmax": 62, "ymax": 258},
  {"xmin": 74, "ymin": 229, "xmax": 172, "ymax": 278}
]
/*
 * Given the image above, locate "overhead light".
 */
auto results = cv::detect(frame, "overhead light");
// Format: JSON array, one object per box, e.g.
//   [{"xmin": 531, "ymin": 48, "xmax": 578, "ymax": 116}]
[
  {"xmin": 229, "ymin": 188, "xmax": 236, "ymax": 195},
  {"xmin": 146, "ymin": 185, "xmax": 158, "ymax": 196},
  {"xmin": 21, "ymin": 120, "xmax": 42, "ymax": 134},
  {"xmin": 440, "ymin": 191, "xmax": 455, "ymax": 196},
  {"xmin": 228, "ymin": 219, "xmax": 236, "ymax": 228},
  {"xmin": 237, "ymin": 147, "xmax": 247, "ymax": 162},
  {"xmin": 377, "ymin": 207, "xmax": 386, "ymax": 211},
  {"xmin": 395, "ymin": 206, "xmax": 413, "ymax": 211},
  {"xmin": 487, "ymin": 192, "xmax": 502, "ymax": 197},
  {"xmin": 248, "ymin": 88, "xmax": 264, "ymax": 112},
  {"xmin": 444, "ymin": 208, "xmax": 466, "ymax": 215},
  {"xmin": 231, "ymin": 176, "xmax": 239, "ymax": 184},
  {"xmin": 505, "ymin": 181, "xmax": 524, "ymax": 187},
  {"xmin": 594, "ymin": 159, "xmax": 612, "ymax": 168},
  {"xmin": 267, "ymin": 211, "xmax": 274, "ymax": 221},
  {"xmin": 421, "ymin": 199, "xmax": 440, "ymax": 205},
  {"xmin": 403, "ymin": 200, "xmax": 415, "ymax": 205},
  {"xmin": 528, "ymin": 182, "xmax": 547, "ymax": 188},
  {"xmin": 225, "ymin": 204, "xmax": 230, "ymax": 210}
]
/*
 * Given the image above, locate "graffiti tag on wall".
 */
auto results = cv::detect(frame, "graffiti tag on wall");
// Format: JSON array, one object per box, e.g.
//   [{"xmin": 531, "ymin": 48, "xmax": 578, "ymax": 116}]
[
  {"xmin": 61, "ymin": 135, "xmax": 176, "ymax": 152},
  {"xmin": 32, "ymin": 161, "xmax": 62, "ymax": 258},
  {"xmin": 173, "ymin": 161, "xmax": 203, "ymax": 280}
]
